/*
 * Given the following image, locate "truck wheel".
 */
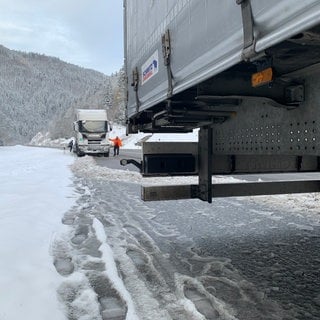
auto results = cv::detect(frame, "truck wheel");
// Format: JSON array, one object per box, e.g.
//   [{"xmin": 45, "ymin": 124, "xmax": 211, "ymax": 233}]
[
  {"xmin": 104, "ymin": 152, "xmax": 110, "ymax": 157},
  {"xmin": 74, "ymin": 144, "xmax": 84, "ymax": 157}
]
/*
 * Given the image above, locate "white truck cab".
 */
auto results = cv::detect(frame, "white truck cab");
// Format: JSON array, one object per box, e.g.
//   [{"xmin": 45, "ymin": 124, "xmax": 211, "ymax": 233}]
[{"xmin": 73, "ymin": 109, "xmax": 111, "ymax": 157}]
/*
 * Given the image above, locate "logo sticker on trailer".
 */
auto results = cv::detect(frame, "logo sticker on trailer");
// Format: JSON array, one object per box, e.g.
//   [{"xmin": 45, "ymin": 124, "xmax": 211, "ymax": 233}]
[{"xmin": 141, "ymin": 50, "xmax": 159, "ymax": 85}]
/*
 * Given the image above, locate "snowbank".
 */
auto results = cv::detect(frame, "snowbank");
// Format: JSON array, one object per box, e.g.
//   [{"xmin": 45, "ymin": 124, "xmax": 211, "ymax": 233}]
[
  {"xmin": 29, "ymin": 132, "xmax": 72, "ymax": 148},
  {"xmin": 0, "ymin": 146, "xmax": 77, "ymax": 320},
  {"xmin": 29, "ymin": 125, "xmax": 199, "ymax": 150}
]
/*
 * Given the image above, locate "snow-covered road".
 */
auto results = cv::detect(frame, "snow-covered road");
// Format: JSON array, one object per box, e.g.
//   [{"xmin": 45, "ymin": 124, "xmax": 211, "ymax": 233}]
[
  {"xmin": 1, "ymin": 146, "xmax": 320, "ymax": 320},
  {"xmin": 63, "ymin": 156, "xmax": 320, "ymax": 320}
]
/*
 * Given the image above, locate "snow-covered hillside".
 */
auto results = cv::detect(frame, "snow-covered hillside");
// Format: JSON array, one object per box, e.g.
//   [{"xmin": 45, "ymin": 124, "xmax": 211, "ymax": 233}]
[{"xmin": 0, "ymin": 45, "xmax": 126, "ymax": 146}]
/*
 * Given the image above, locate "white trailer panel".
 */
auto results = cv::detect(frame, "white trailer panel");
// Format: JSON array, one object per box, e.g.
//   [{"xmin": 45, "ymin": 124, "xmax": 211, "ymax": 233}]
[{"xmin": 124, "ymin": 0, "xmax": 320, "ymax": 118}]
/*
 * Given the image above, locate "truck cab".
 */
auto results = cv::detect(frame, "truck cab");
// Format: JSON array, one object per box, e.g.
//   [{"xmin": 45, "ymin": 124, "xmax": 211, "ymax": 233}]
[{"xmin": 73, "ymin": 109, "xmax": 111, "ymax": 157}]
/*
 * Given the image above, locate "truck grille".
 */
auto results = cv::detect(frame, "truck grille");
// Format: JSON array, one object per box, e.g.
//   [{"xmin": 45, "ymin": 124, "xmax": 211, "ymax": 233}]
[{"xmin": 88, "ymin": 140, "xmax": 101, "ymax": 144}]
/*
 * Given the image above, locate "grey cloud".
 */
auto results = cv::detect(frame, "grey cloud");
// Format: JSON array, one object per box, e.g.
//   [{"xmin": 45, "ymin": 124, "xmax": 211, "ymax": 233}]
[{"xmin": 0, "ymin": 0, "xmax": 123, "ymax": 74}]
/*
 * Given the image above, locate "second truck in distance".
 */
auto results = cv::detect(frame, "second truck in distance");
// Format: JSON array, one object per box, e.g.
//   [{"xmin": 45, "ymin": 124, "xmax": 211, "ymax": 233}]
[{"xmin": 73, "ymin": 109, "xmax": 112, "ymax": 157}]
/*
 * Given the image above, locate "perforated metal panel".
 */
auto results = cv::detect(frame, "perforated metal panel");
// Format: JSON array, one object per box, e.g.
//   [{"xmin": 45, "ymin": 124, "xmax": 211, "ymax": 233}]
[{"xmin": 212, "ymin": 75, "xmax": 320, "ymax": 156}]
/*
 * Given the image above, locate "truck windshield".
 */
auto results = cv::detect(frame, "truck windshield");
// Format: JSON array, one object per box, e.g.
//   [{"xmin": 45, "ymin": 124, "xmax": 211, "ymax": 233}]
[{"xmin": 79, "ymin": 121, "xmax": 107, "ymax": 133}]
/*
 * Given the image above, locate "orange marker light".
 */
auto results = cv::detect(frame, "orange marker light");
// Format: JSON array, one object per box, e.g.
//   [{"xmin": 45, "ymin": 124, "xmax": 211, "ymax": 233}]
[{"xmin": 251, "ymin": 67, "xmax": 273, "ymax": 87}]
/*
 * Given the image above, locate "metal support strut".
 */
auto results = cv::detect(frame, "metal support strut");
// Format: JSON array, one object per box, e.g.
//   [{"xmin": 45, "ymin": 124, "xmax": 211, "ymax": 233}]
[
  {"xmin": 131, "ymin": 67, "xmax": 140, "ymax": 112},
  {"xmin": 198, "ymin": 126, "xmax": 213, "ymax": 203},
  {"xmin": 237, "ymin": 0, "xmax": 256, "ymax": 60},
  {"xmin": 162, "ymin": 29, "xmax": 174, "ymax": 98},
  {"xmin": 141, "ymin": 180, "xmax": 320, "ymax": 201}
]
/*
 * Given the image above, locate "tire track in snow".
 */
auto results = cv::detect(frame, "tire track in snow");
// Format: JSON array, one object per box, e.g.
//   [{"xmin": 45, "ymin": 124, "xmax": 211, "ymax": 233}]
[
  {"xmin": 86, "ymin": 179, "xmax": 286, "ymax": 320},
  {"xmin": 52, "ymin": 181, "xmax": 128, "ymax": 320},
  {"xmin": 66, "ymin": 158, "xmax": 320, "ymax": 319}
]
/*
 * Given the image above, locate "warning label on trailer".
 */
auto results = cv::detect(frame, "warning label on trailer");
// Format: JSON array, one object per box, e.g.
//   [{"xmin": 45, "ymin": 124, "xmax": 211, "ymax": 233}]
[{"xmin": 141, "ymin": 50, "xmax": 159, "ymax": 85}]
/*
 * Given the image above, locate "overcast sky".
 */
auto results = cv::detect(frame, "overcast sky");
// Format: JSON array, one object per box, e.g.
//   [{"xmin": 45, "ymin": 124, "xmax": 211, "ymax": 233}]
[{"xmin": 0, "ymin": 0, "xmax": 123, "ymax": 75}]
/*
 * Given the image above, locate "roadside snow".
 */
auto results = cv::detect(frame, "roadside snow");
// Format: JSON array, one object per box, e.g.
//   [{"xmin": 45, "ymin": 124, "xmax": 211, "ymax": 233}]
[
  {"xmin": 248, "ymin": 192, "xmax": 320, "ymax": 218},
  {"xmin": 0, "ymin": 146, "xmax": 77, "ymax": 320},
  {"xmin": 29, "ymin": 124, "xmax": 199, "ymax": 150},
  {"xmin": 29, "ymin": 132, "xmax": 71, "ymax": 148}
]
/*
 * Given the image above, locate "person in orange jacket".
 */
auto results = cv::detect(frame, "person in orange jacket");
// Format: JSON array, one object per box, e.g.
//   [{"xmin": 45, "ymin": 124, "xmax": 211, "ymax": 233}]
[{"xmin": 109, "ymin": 136, "xmax": 123, "ymax": 156}]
